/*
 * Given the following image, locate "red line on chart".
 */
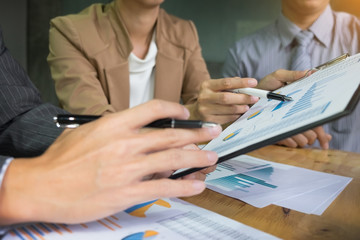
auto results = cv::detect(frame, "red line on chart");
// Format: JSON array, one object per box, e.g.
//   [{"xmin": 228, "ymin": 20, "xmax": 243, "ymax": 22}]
[
  {"xmin": 104, "ymin": 217, "xmax": 122, "ymax": 229},
  {"xmin": 46, "ymin": 223, "xmax": 63, "ymax": 235},
  {"xmin": 36, "ymin": 224, "xmax": 50, "ymax": 233},
  {"xmin": 18, "ymin": 229, "xmax": 32, "ymax": 240},
  {"xmin": 29, "ymin": 227, "xmax": 46, "ymax": 240},
  {"xmin": 80, "ymin": 223, "xmax": 88, "ymax": 228},
  {"xmin": 97, "ymin": 220, "xmax": 115, "ymax": 231},
  {"xmin": 59, "ymin": 224, "xmax": 73, "ymax": 233}
]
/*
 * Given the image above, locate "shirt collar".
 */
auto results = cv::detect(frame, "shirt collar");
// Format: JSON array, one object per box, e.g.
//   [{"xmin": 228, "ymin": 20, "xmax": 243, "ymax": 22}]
[
  {"xmin": 309, "ymin": 5, "xmax": 333, "ymax": 48},
  {"xmin": 276, "ymin": 12, "xmax": 302, "ymax": 48},
  {"xmin": 276, "ymin": 4, "xmax": 333, "ymax": 48}
]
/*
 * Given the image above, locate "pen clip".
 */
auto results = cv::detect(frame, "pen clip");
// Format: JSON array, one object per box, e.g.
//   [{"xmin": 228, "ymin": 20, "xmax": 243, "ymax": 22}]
[
  {"xmin": 55, "ymin": 123, "xmax": 80, "ymax": 128},
  {"xmin": 53, "ymin": 116, "xmax": 80, "ymax": 128}
]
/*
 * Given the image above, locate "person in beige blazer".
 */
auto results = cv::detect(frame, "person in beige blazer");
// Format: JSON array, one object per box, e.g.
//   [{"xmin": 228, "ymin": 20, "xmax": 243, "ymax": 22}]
[{"xmin": 48, "ymin": 0, "xmax": 264, "ymax": 124}]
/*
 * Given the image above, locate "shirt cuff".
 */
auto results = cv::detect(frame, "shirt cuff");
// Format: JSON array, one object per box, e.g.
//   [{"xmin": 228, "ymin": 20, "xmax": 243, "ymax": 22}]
[
  {"xmin": 0, "ymin": 157, "xmax": 14, "ymax": 236},
  {"xmin": 0, "ymin": 157, "xmax": 13, "ymax": 189}
]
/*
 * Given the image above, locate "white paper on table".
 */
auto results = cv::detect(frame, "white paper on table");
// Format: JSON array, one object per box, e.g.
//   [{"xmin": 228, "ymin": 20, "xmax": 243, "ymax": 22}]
[
  {"xmin": 274, "ymin": 178, "xmax": 351, "ymax": 215},
  {"xmin": 5, "ymin": 198, "xmax": 279, "ymax": 240},
  {"xmin": 206, "ymin": 155, "xmax": 352, "ymax": 211},
  {"xmin": 311, "ymin": 179, "xmax": 351, "ymax": 215}
]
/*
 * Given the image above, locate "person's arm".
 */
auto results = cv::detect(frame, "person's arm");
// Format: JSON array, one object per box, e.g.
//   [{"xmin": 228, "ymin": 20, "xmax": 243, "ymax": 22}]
[
  {"xmin": 0, "ymin": 103, "xmax": 66, "ymax": 158},
  {"xmin": 0, "ymin": 100, "xmax": 221, "ymax": 225},
  {"xmin": 47, "ymin": 17, "xmax": 116, "ymax": 115},
  {"xmin": 0, "ymin": 26, "xmax": 66, "ymax": 157}
]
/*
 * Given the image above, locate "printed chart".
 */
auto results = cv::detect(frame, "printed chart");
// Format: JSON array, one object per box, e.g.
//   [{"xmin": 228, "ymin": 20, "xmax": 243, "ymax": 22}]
[
  {"xmin": 5, "ymin": 198, "xmax": 279, "ymax": 240},
  {"xmin": 204, "ymin": 54, "xmax": 360, "ymax": 157},
  {"xmin": 206, "ymin": 155, "xmax": 352, "ymax": 213}
]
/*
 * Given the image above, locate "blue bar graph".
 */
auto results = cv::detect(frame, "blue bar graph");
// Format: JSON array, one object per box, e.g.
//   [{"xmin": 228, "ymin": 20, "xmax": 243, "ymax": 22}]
[
  {"xmin": 283, "ymin": 84, "xmax": 316, "ymax": 118},
  {"xmin": 212, "ymin": 102, "xmax": 331, "ymax": 154},
  {"xmin": 207, "ymin": 172, "xmax": 277, "ymax": 193}
]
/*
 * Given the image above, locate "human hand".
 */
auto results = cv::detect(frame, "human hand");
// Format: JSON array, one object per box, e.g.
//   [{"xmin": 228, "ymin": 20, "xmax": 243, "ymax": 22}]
[
  {"xmin": 192, "ymin": 77, "xmax": 260, "ymax": 124},
  {"xmin": 179, "ymin": 144, "xmax": 217, "ymax": 181},
  {"xmin": 257, "ymin": 69, "xmax": 308, "ymax": 91},
  {"xmin": 277, "ymin": 126, "xmax": 332, "ymax": 149},
  {"xmin": 149, "ymin": 144, "xmax": 217, "ymax": 181},
  {"xmin": 0, "ymin": 100, "xmax": 221, "ymax": 225}
]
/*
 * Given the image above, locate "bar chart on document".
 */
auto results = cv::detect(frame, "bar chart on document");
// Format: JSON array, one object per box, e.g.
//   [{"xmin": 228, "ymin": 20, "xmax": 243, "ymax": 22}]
[
  {"xmin": 205, "ymin": 155, "xmax": 352, "ymax": 211},
  {"xmin": 204, "ymin": 54, "xmax": 360, "ymax": 157},
  {"xmin": 206, "ymin": 156, "xmax": 278, "ymax": 193},
  {"xmin": 5, "ymin": 198, "xmax": 279, "ymax": 240}
]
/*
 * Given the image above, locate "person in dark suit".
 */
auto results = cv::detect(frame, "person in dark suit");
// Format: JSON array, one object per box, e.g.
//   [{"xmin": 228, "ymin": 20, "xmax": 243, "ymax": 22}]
[{"xmin": 0, "ymin": 27, "xmax": 221, "ymax": 228}]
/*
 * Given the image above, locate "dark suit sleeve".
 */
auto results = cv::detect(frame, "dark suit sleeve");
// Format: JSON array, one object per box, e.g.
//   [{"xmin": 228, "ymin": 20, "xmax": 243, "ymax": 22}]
[
  {"xmin": 0, "ymin": 103, "xmax": 66, "ymax": 158},
  {"xmin": 0, "ymin": 27, "xmax": 66, "ymax": 159}
]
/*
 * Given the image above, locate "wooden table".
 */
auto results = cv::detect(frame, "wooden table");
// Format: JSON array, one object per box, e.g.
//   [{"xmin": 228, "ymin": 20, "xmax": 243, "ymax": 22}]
[{"xmin": 182, "ymin": 145, "xmax": 360, "ymax": 240}]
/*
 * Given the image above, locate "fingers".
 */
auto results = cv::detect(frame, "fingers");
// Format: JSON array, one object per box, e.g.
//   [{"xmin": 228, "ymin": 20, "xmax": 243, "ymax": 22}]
[
  {"xmin": 181, "ymin": 165, "xmax": 217, "ymax": 181},
  {"xmin": 107, "ymin": 100, "xmax": 191, "ymax": 131},
  {"xmin": 201, "ymin": 114, "xmax": 241, "ymax": 125},
  {"xmin": 198, "ymin": 103, "xmax": 250, "ymax": 115},
  {"xmin": 313, "ymin": 126, "xmax": 331, "ymax": 149},
  {"xmin": 277, "ymin": 127, "xmax": 332, "ymax": 150},
  {"xmin": 277, "ymin": 137, "xmax": 298, "ymax": 148},
  {"xmin": 183, "ymin": 144, "xmax": 200, "ymax": 150},
  {"xmin": 133, "ymin": 125, "xmax": 221, "ymax": 153},
  {"xmin": 182, "ymin": 171, "xmax": 207, "ymax": 181},
  {"xmin": 203, "ymin": 78, "xmax": 257, "ymax": 92},
  {"xmin": 200, "ymin": 165, "xmax": 217, "ymax": 174},
  {"xmin": 134, "ymin": 149, "xmax": 218, "ymax": 179},
  {"xmin": 258, "ymin": 69, "xmax": 308, "ymax": 90},
  {"xmin": 278, "ymin": 132, "xmax": 317, "ymax": 148},
  {"xmin": 302, "ymin": 130, "xmax": 317, "ymax": 145},
  {"xmin": 199, "ymin": 91, "xmax": 258, "ymax": 106}
]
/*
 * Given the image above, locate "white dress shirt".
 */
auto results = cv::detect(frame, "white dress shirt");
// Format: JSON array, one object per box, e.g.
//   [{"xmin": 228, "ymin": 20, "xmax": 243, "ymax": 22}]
[{"xmin": 128, "ymin": 31, "xmax": 157, "ymax": 108}]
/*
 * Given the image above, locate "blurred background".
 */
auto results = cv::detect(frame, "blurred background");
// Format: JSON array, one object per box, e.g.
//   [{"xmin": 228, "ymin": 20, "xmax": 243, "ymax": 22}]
[{"xmin": 0, "ymin": 0, "xmax": 359, "ymax": 105}]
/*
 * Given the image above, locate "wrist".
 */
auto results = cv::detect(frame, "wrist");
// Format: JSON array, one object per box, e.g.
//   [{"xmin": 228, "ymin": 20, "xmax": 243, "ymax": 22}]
[{"xmin": 0, "ymin": 157, "xmax": 43, "ymax": 225}]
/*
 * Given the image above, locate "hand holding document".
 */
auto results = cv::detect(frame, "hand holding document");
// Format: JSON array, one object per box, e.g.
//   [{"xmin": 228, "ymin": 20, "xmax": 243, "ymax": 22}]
[{"xmin": 172, "ymin": 53, "xmax": 360, "ymax": 179}]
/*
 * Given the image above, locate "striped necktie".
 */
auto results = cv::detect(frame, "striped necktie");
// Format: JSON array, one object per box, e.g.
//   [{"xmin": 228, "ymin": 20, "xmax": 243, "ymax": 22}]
[{"xmin": 290, "ymin": 30, "xmax": 314, "ymax": 71}]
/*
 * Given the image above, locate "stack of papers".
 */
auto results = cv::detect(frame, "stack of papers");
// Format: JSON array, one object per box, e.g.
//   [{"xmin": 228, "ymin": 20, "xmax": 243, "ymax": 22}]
[
  {"xmin": 5, "ymin": 198, "xmax": 279, "ymax": 240},
  {"xmin": 206, "ymin": 155, "xmax": 352, "ymax": 215}
]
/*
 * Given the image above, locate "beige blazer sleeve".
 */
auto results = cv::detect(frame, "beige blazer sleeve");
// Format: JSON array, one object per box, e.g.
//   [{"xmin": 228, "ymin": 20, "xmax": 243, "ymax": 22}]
[
  {"xmin": 48, "ymin": 17, "xmax": 116, "ymax": 115},
  {"xmin": 182, "ymin": 21, "xmax": 210, "ymax": 105}
]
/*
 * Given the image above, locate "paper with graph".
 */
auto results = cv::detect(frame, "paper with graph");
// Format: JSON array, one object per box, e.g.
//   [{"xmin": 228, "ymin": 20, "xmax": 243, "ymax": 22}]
[
  {"xmin": 206, "ymin": 155, "xmax": 352, "ymax": 214},
  {"xmin": 5, "ymin": 198, "xmax": 279, "ymax": 240},
  {"xmin": 203, "ymin": 53, "xmax": 360, "ymax": 157}
]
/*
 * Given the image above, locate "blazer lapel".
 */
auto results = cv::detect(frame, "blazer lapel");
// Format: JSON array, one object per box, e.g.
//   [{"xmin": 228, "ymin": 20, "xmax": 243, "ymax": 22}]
[
  {"xmin": 154, "ymin": 9, "xmax": 184, "ymax": 103},
  {"xmin": 154, "ymin": 52, "xmax": 183, "ymax": 102},
  {"xmin": 105, "ymin": 63, "xmax": 130, "ymax": 110}
]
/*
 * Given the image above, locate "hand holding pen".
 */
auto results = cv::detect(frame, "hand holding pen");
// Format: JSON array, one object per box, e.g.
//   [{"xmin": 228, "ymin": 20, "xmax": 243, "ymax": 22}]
[
  {"xmin": 19, "ymin": 100, "xmax": 221, "ymax": 223},
  {"xmin": 195, "ymin": 77, "xmax": 260, "ymax": 125}
]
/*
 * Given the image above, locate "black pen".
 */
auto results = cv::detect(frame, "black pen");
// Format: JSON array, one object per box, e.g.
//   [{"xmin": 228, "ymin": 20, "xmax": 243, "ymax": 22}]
[{"xmin": 53, "ymin": 114, "xmax": 218, "ymax": 129}]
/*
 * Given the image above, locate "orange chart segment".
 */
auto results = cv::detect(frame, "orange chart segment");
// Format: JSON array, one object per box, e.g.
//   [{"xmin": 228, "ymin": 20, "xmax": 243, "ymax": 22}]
[
  {"xmin": 247, "ymin": 109, "xmax": 263, "ymax": 120},
  {"xmin": 125, "ymin": 199, "xmax": 171, "ymax": 218}
]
